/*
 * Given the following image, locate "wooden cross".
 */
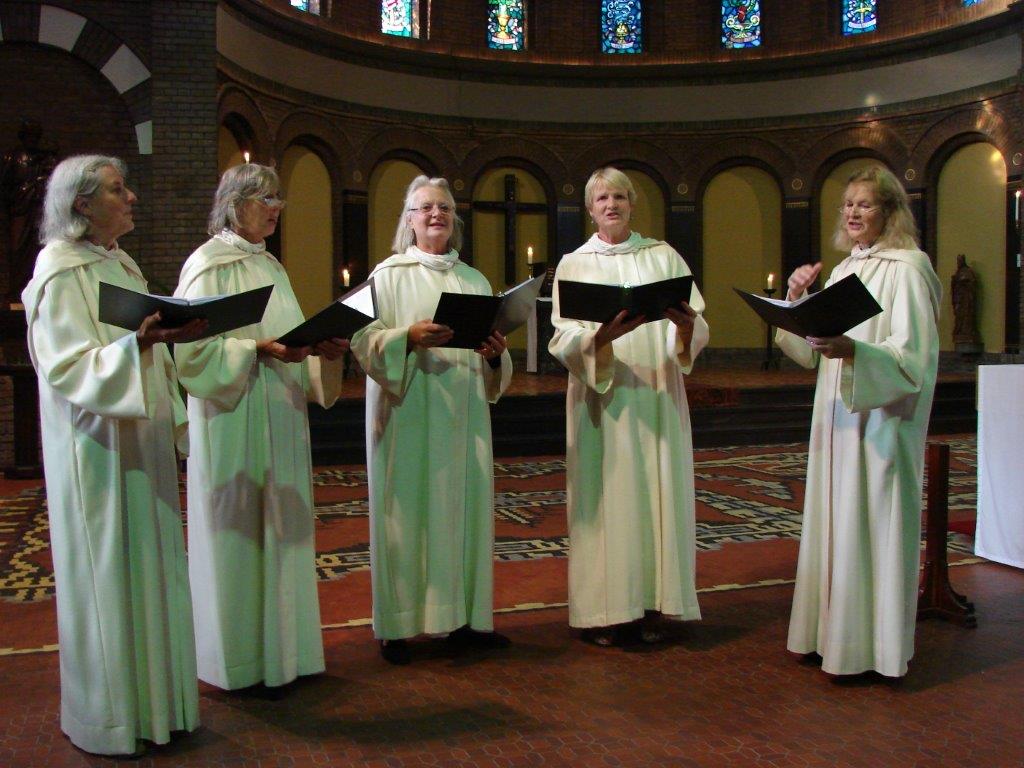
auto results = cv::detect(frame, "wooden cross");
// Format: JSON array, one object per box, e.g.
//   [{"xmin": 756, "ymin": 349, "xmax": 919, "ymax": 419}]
[{"xmin": 472, "ymin": 174, "xmax": 547, "ymax": 286}]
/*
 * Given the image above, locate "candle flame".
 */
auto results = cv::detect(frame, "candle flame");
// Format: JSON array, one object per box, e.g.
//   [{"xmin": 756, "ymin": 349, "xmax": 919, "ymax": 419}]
[
  {"xmin": 767, "ymin": 273, "xmax": 774, "ymax": 288},
  {"xmin": 243, "ymin": 150, "xmax": 251, "ymax": 163}
]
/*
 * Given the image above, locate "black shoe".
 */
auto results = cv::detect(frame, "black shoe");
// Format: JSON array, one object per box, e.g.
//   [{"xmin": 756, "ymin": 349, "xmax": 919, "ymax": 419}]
[
  {"xmin": 380, "ymin": 639, "xmax": 411, "ymax": 665},
  {"xmin": 447, "ymin": 625, "xmax": 511, "ymax": 649}
]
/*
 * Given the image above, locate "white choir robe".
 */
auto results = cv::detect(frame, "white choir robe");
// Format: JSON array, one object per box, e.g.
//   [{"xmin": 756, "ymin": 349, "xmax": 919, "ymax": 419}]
[
  {"xmin": 21, "ymin": 239, "xmax": 198, "ymax": 755},
  {"xmin": 777, "ymin": 245, "xmax": 941, "ymax": 677},
  {"xmin": 350, "ymin": 249, "xmax": 511, "ymax": 640},
  {"xmin": 548, "ymin": 233, "xmax": 709, "ymax": 628},
  {"xmin": 174, "ymin": 231, "xmax": 342, "ymax": 689}
]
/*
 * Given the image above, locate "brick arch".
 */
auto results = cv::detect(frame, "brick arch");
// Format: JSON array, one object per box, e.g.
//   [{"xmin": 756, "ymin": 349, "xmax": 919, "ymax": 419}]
[
  {"xmin": 0, "ymin": 4, "xmax": 152, "ymax": 154},
  {"xmin": 913, "ymin": 106, "xmax": 1020, "ymax": 183},
  {"xmin": 462, "ymin": 137, "xmax": 566, "ymax": 200},
  {"xmin": 800, "ymin": 125, "xmax": 907, "ymax": 188},
  {"xmin": 274, "ymin": 111, "xmax": 353, "ymax": 175},
  {"xmin": 218, "ymin": 85, "xmax": 272, "ymax": 162},
  {"xmin": 685, "ymin": 136, "xmax": 793, "ymax": 202},
  {"xmin": 569, "ymin": 139, "xmax": 679, "ymax": 200},
  {"xmin": 357, "ymin": 127, "xmax": 459, "ymax": 189}
]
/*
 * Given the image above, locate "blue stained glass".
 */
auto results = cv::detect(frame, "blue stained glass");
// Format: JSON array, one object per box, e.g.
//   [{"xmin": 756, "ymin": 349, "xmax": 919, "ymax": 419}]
[
  {"xmin": 601, "ymin": 0, "xmax": 642, "ymax": 55},
  {"xmin": 842, "ymin": 0, "xmax": 877, "ymax": 35},
  {"xmin": 382, "ymin": 0, "xmax": 418, "ymax": 38},
  {"xmin": 962, "ymin": 0, "xmax": 981, "ymax": 5},
  {"xmin": 721, "ymin": 1, "xmax": 761, "ymax": 49},
  {"xmin": 488, "ymin": 1, "xmax": 525, "ymax": 51}
]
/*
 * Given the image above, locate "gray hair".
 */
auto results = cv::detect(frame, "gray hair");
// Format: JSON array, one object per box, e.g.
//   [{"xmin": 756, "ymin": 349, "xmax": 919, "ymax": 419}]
[
  {"xmin": 391, "ymin": 175, "xmax": 464, "ymax": 254},
  {"xmin": 584, "ymin": 167, "xmax": 637, "ymax": 210},
  {"xmin": 832, "ymin": 166, "xmax": 919, "ymax": 251},
  {"xmin": 208, "ymin": 163, "xmax": 280, "ymax": 235},
  {"xmin": 40, "ymin": 155, "xmax": 126, "ymax": 244}
]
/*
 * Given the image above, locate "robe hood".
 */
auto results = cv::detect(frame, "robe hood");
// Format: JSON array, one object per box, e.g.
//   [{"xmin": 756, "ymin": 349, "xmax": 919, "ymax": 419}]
[
  {"xmin": 176, "ymin": 231, "xmax": 284, "ymax": 297},
  {"xmin": 568, "ymin": 231, "xmax": 663, "ymax": 257},
  {"xmin": 853, "ymin": 246, "xmax": 942, "ymax": 324}
]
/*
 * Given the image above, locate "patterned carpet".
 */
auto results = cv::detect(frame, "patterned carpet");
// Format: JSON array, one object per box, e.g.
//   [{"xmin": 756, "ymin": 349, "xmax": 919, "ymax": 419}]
[{"xmin": 0, "ymin": 437, "xmax": 981, "ymax": 649}]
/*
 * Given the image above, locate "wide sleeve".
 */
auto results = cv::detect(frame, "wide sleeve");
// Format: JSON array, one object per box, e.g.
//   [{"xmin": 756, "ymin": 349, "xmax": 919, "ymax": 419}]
[
  {"xmin": 304, "ymin": 354, "xmax": 344, "ymax": 408},
  {"xmin": 350, "ymin": 319, "xmax": 415, "ymax": 400},
  {"xmin": 775, "ymin": 328, "xmax": 818, "ymax": 369},
  {"xmin": 668, "ymin": 270, "xmax": 709, "ymax": 373},
  {"xmin": 481, "ymin": 349, "xmax": 513, "ymax": 403},
  {"xmin": 158, "ymin": 345, "xmax": 190, "ymax": 454},
  {"xmin": 839, "ymin": 266, "xmax": 938, "ymax": 412},
  {"xmin": 173, "ymin": 267, "xmax": 258, "ymax": 411},
  {"xmin": 548, "ymin": 266, "xmax": 615, "ymax": 394},
  {"xmin": 30, "ymin": 268, "xmax": 153, "ymax": 419}
]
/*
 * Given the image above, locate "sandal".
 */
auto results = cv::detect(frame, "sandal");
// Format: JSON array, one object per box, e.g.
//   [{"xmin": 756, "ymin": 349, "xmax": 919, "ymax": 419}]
[{"xmin": 580, "ymin": 627, "xmax": 615, "ymax": 647}]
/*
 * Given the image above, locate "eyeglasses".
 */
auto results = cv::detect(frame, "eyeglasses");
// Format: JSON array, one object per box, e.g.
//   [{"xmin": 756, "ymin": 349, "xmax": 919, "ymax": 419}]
[
  {"xmin": 839, "ymin": 202, "xmax": 878, "ymax": 215},
  {"xmin": 253, "ymin": 194, "xmax": 286, "ymax": 209},
  {"xmin": 409, "ymin": 202, "xmax": 453, "ymax": 216}
]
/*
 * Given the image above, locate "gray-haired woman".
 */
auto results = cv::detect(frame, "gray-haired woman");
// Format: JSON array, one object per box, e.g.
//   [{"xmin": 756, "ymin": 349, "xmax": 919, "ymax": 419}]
[
  {"xmin": 350, "ymin": 175, "xmax": 512, "ymax": 665},
  {"xmin": 21, "ymin": 155, "xmax": 205, "ymax": 755},
  {"xmin": 173, "ymin": 163, "xmax": 346, "ymax": 692}
]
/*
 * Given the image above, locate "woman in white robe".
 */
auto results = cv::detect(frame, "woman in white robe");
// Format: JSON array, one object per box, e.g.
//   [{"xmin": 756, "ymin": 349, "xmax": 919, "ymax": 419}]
[
  {"xmin": 778, "ymin": 166, "xmax": 941, "ymax": 678},
  {"xmin": 174, "ymin": 164, "xmax": 346, "ymax": 690},
  {"xmin": 549, "ymin": 167, "xmax": 709, "ymax": 647},
  {"xmin": 350, "ymin": 175, "xmax": 512, "ymax": 665},
  {"xmin": 22, "ymin": 155, "xmax": 204, "ymax": 755}
]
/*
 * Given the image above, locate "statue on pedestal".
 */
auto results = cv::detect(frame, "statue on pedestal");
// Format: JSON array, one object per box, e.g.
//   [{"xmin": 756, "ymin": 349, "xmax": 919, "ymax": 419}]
[
  {"xmin": 950, "ymin": 253, "xmax": 981, "ymax": 352},
  {"xmin": 1, "ymin": 119, "xmax": 58, "ymax": 304}
]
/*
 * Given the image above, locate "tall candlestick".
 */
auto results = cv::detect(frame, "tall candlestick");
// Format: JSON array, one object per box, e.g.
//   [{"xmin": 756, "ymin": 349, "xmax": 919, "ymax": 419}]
[
  {"xmin": 527, "ymin": 245, "xmax": 534, "ymax": 264},
  {"xmin": 342, "ymin": 268, "xmax": 350, "ymax": 287},
  {"xmin": 1016, "ymin": 189, "xmax": 1021, "ymax": 226}
]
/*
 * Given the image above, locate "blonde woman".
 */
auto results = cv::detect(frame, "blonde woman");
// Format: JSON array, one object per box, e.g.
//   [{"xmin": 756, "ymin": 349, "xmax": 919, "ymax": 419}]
[{"xmin": 779, "ymin": 166, "xmax": 941, "ymax": 678}]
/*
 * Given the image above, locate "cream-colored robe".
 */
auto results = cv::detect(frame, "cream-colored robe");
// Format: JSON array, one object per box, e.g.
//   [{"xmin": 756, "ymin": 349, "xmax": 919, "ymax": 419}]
[
  {"xmin": 777, "ymin": 245, "xmax": 941, "ymax": 677},
  {"xmin": 22, "ymin": 239, "xmax": 198, "ymax": 755},
  {"xmin": 350, "ymin": 248, "xmax": 512, "ymax": 640},
  {"xmin": 174, "ymin": 231, "xmax": 341, "ymax": 689},
  {"xmin": 548, "ymin": 233, "xmax": 709, "ymax": 628}
]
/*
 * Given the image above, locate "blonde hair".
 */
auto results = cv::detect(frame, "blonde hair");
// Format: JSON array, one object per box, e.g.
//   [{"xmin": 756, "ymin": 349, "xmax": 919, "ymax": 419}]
[
  {"xmin": 832, "ymin": 166, "xmax": 919, "ymax": 251},
  {"xmin": 391, "ymin": 175, "xmax": 463, "ymax": 254},
  {"xmin": 207, "ymin": 163, "xmax": 280, "ymax": 235},
  {"xmin": 584, "ymin": 167, "xmax": 637, "ymax": 210}
]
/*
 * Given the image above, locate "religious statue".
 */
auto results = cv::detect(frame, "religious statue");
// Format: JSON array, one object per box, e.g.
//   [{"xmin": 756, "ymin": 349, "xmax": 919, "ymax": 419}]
[
  {"xmin": 950, "ymin": 253, "xmax": 980, "ymax": 348},
  {"xmin": 1, "ymin": 119, "xmax": 58, "ymax": 303}
]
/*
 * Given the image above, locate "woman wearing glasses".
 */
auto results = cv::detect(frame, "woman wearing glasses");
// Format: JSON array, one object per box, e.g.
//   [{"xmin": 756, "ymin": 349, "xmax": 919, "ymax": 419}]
[
  {"xmin": 777, "ymin": 166, "xmax": 940, "ymax": 678},
  {"xmin": 351, "ymin": 175, "xmax": 512, "ymax": 664},
  {"xmin": 174, "ymin": 163, "xmax": 347, "ymax": 691}
]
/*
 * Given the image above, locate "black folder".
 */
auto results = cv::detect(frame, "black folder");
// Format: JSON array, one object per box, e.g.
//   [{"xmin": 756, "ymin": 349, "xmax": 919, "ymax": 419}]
[
  {"xmin": 277, "ymin": 279, "xmax": 378, "ymax": 347},
  {"xmin": 734, "ymin": 273, "xmax": 883, "ymax": 338},
  {"xmin": 98, "ymin": 282, "xmax": 273, "ymax": 340},
  {"xmin": 432, "ymin": 274, "xmax": 546, "ymax": 349},
  {"xmin": 557, "ymin": 275, "xmax": 694, "ymax": 325}
]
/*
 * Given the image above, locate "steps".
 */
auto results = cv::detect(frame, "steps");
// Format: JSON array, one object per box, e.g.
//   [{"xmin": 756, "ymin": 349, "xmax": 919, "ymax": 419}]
[{"xmin": 309, "ymin": 377, "xmax": 976, "ymax": 464}]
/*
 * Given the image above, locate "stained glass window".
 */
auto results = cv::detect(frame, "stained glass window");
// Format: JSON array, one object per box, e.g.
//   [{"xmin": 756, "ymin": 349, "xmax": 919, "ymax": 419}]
[
  {"xmin": 842, "ymin": 0, "xmax": 877, "ymax": 35},
  {"xmin": 382, "ymin": 0, "xmax": 419, "ymax": 38},
  {"xmin": 601, "ymin": 0, "xmax": 642, "ymax": 54},
  {"xmin": 721, "ymin": 1, "xmax": 761, "ymax": 49},
  {"xmin": 488, "ymin": 1, "xmax": 525, "ymax": 51},
  {"xmin": 290, "ymin": 0, "xmax": 320, "ymax": 13},
  {"xmin": 962, "ymin": 0, "xmax": 982, "ymax": 5}
]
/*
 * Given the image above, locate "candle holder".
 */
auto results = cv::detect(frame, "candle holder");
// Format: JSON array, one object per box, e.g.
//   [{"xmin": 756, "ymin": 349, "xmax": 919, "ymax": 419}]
[{"xmin": 761, "ymin": 286, "xmax": 779, "ymax": 371}]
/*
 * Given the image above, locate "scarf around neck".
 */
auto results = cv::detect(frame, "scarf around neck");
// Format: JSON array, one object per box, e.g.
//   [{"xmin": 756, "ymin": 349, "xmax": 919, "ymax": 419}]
[{"xmin": 408, "ymin": 244, "xmax": 459, "ymax": 271}]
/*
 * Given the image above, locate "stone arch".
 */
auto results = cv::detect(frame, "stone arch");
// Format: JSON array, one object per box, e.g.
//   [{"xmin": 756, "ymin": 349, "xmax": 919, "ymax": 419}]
[
  {"xmin": 802, "ymin": 125, "xmax": 907, "ymax": 190},
  {"xmin": 0, "ymin": 4, "xmax": 152, "ymax": 153},
  {"xmin": 914, "ymin": 107, "xmax": 1019, "ymax": 183},
  {"xmin": 218, "ymin": 85, "xmax": 272, "ymax": 162},
  {"xmin": 357, "ymin": 127, "xmax": 458, "ymax": 189},
  {"xmin": 462, "ymin": 137, "xmax": 566, "ymax": 201},
  {"xmin": 569, "ymin": 139, "xmax": 679, "ymax": 201},
  {"xmin": 688, "ymin": 136, "xmax": 793, "ymax": 203}
]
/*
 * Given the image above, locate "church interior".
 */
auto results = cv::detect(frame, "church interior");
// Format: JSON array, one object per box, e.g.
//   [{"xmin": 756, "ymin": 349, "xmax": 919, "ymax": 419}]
[{"xmin": 0, "ymin": 1, "xmax": 1022, "ymax": 765}]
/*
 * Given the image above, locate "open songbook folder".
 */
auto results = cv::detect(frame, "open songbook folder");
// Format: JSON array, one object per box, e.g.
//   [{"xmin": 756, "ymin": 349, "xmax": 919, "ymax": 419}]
[
  {"xmin": 734, "ymin": 273, "xmax": 882, "ymax": 338},
  {"xmin": 276, "ymin": 278, "xmax": 378, "ymax": 347},
  {"xmin": 556, "ymin": 275, "xmax": 694, "ymax": 325},
  {"xmin": 98, "ymin": 282, "xmax": 273, "ymax": 341},
  {"xmin": 431, "ymin": 274, "xmax": 546, "ymax": 349}
]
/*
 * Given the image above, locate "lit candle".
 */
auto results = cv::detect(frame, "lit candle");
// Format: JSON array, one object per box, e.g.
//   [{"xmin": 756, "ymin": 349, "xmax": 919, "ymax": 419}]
[
  {"xmin": 1016, "ymin": 189, "xmax": 1021, "ymax": 225},
  {"xmin": 342, "ymin": 268, "xmax": 350, "ymax": 287},
  {"xmin": 527, "ymin": 245, "xmax": 534, "ymax": 264},
  {"xmin": 767, "ymin": 273, "xmax": 774, "ymax": 290},
  {"xmin": 243, "ymin": 150, "xmax": 251, "ymax": 163}
]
